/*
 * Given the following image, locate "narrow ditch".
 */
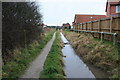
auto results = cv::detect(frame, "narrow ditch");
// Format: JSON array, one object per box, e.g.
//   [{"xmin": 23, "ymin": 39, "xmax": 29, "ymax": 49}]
[{"xmin": 60, "ymin": 32, "xmax": 95, "ymax": 78}]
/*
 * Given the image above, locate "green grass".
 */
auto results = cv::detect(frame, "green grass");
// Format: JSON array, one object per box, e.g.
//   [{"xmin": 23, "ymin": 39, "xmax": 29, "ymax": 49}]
[
  {"xmin": 93, "ymin": 38, "xmax": 119, "ymax": 59},
  {"xmin": 88, "ymin": 36, "xmax": 119, "ymax": 78},
  {"xmin": 2, "ymin": 30, "xmax": 55, "ymax": 78},
  {"xmin": 64, "ymin": 30, "xmax": 119, "ymax": 60},
  {"xmin": 63, "ymin": 30, "xmax": 120, "ymax": 78},
  {"xmin": 40, "ymin": 32, "xmax": 65, "ymax": 79}
]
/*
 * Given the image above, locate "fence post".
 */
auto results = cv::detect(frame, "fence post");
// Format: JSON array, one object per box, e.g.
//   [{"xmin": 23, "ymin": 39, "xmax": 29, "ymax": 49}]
[
  {"xmin": 101, "ymin": 32, "xmax": 103, "ymax": 41},
  {"xmin": 91, "ymin": 21, "xmax": 93, "ymax": 31},
  {"xmin": 98, "ymin": 19, "xmax": 101, "ymax": 32},
  {"xmin": 91, "ymin": 21, "xmax": 94, "ymax": 36},
  {"xmin": 83, "ymin": 23, "xmax": 84, "ymax": 30},
  {"xmin": 78, "ymin": 24, "xmax": 79, "ymax": 31},
  {"xmin": 78, "ymin": 24, "xmax": 80, "ymax": 30},
  {"xmin": 77, "ymin": 24, "xmax": 79, "ymax": 32},
  {"xmin": 77, "ymin": 24, "xmax": 79, "ymax": 30},
  {"xmin": 110, "ymin": 17, "xmax": 113, "ymax": 33},
  {"xmin": 80, "ymin": 23, "xmax": 82, "ymax": 30},
  {"xmin": 80, "ymin": 24, "xmax": 81, "ymax": 31},
  {"xmin": 76, "ymin": 24, "xmax": 78, "ymax": 30},
  {"xmin": 98, "ymin": 20, "xmax": 101, "ymax": 39},
  {"xmin": 86, "ymin": 23, "xmax": 87, "ymax": 31},
  {"xmin": 74, "ymin": 24, "xmax": 75, "ymax": 30},
  {"xmin": 75, "ymin": 24, "xmax": 77, "ymax": 30},
  {"xmin": 110, "ymin": 17, "xmax": 113, "ymax": 41},
  {"xmin": 116, "ymin": 17, "xmax": 120, "ymax": 34},
  {"xmin": 77, "ymin": 23, "xmax": 79, "ymax": 30},
  {"xmin": 81, "ymin": 23, "xmax": 83, "ymax": 30},
  {"xmin": 113, "ymin": 33, "xmax": 117, "ymax": 45},
  {"xmin": 76, "ymin": 24, "xmax": 77, "ymax": 30}
]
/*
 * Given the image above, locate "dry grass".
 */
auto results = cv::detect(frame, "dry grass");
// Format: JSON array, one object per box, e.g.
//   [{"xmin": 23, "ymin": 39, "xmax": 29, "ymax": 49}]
[{"xmin": 63, "ymin": 30, "xmax": 119, "ymax": 78}]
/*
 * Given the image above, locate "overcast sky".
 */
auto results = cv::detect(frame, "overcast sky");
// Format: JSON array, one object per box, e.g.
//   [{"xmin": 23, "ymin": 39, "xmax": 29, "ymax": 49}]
[{"xmin": 35, "ymin": 0, "xmax": 107, "ymax": 26}]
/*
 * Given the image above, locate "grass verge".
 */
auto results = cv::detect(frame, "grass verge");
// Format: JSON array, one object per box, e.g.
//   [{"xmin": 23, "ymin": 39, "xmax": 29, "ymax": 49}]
[
  {"xmin": 40, "ymin": 31, "xmax": 65, "ymax": 79},
  {"xmin": 63, "ymin": 30, "xmax": 120, "ymax": 78},
  {"xmin": 2, "ymin": 30, "xmax": 55, "ymax": 78}
]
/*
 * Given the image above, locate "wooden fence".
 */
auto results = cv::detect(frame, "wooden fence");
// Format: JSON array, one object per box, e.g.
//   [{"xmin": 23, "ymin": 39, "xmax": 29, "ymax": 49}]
[{"xmin": 73, "ymin": 17, "xmax": 120, "ymax": 43}]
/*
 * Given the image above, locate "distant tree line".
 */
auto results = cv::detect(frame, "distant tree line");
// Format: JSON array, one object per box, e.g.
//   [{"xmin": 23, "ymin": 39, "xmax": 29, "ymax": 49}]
[
  {"xmin": 47, "ymin": 26, "xmax": 56, "ymax": 28},
  {"xmin": 2, "ymin": 2, "xmax": 43, "ymax": 62}
]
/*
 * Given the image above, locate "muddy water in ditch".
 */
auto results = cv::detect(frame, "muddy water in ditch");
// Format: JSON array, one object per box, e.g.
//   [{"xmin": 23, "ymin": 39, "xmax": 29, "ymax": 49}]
[{"xmin": 60, "ymin": 32, "xmax": 95, "ymax": 78}]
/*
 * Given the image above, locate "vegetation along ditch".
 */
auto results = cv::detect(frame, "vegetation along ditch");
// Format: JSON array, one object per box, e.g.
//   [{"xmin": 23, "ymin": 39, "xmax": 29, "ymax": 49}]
[
  {"xmin": 60, "ymin": 32, "xmax": 95, "ymax": 78},
  {"xmin": 40, "ymin": 31, "xmax": 66, "ymax": 79},
  {"xmin": 2, "ymin": 30, "xmax": 55, "ymax": 78},
  {"xmin": 63, "ymin": 30, "xmax": 120, "ymax": 78}
]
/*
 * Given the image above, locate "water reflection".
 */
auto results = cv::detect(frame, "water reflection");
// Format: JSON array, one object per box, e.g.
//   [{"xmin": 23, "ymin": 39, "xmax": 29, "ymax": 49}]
[{"xmin": 60, "ymin": 32, "xmax": 95, "ymax": 78}]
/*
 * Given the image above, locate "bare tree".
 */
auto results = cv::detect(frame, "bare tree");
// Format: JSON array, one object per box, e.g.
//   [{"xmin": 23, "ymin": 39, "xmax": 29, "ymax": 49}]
[{"xmin": 2, "ymin": 2, "xmax": 43, "ymax": 63}]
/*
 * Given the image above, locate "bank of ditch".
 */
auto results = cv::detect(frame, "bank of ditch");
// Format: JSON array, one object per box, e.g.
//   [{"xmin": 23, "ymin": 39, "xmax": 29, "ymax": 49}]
[
  {"xmin": 40, "ymin": 31, "xmax": 66, "ymax": 79},
  {"xmin": 2, "ymin": 30, "xmax": 55, "ymax": 78},
  {"xmin": 63, "ymin": 30, "xmax": 119, "ymax": 78}
]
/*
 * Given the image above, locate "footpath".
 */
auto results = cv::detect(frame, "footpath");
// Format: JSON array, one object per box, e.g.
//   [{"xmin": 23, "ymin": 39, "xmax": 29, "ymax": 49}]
[{"xmin": 21, "ymin": 32, "xmax": 56, "ymax": 78}]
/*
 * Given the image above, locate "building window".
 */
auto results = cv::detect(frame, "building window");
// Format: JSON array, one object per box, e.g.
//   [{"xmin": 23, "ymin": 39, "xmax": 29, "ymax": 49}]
[{"xmin": 116, "ymin": 5, "xmax": 120, "ymax": 13}]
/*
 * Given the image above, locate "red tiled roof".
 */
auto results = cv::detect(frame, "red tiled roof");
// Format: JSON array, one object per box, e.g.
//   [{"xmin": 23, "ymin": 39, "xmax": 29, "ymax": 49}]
[
  {"xmin": 74, "ymin": 14, "xmax": 106, "ymax": 23},
  {"xmin": 63, "ymin": 23, "xmax": 70, "ymax": 27}
]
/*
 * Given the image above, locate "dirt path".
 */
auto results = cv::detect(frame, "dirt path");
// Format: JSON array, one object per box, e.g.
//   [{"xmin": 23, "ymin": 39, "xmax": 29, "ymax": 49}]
[{"xmin": 20, "ymin": 32, "xmax": 56, "ymax": 78}]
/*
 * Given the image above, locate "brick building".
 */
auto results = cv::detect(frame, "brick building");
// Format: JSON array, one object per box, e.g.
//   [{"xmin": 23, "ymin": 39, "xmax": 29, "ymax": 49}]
[
  {"xmin": 72, "ymin": 14, "xmax": 106, "ymax": 28},
  {"xmin": 106, "ymin": 0, "xmax": 120, "ymax": 17},
  {"xmin": 62, "ymin": 23, "xmax": 71, "ymax": 29},
  {"xmin": 72, "ymin": 0, "xmax": 120, "ymax": 29},
  {"xmin": 73, "ymin": 14, "xmax": 106, "ymax": 24}
]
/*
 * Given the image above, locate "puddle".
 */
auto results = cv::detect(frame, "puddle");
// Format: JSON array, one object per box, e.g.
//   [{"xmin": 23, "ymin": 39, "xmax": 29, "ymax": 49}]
[{"xmin": 60, "ymin": 32, "xmax": 95, "ymax": 78}]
